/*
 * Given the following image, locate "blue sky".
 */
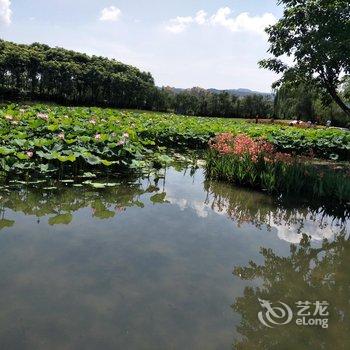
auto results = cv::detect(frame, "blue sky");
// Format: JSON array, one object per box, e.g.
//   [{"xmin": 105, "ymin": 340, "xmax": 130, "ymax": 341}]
[{"xmin": 0, "ymin": 1, "xmax": 283, "ymax": 91}]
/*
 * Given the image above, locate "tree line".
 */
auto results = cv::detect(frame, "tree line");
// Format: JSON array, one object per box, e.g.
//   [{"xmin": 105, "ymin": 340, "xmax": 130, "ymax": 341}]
[
  {"xmin": 152, "ymin": 87, "xmax": 273, "ymax": 118},
  {"xmin": 0, "ymin": 39, "xmax": 273, "ymax": 118},
  {"xmin": 274, "ymin": 81, "xmax": 350, "ymax": 127},
  {"xmin": 0, "ymin": 39, "xmax": 155, "ymax": 109},
  {"xmin": 0, "ymin": 38, "xmax": 348, "ymax": 126}
]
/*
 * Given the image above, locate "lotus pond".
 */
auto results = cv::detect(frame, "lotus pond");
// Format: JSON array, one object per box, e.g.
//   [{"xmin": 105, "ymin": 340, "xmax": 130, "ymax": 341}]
[
  {"xmin": 0, "ymin": 164, "xmax": 349, "ymax": 350},
  {"xmin": 0, "ymin": 104, "xmax": 349, "ymax": 180},
  {"xmin": 0, "ymin": 104, "xmax": 349, "ymax": 349}
]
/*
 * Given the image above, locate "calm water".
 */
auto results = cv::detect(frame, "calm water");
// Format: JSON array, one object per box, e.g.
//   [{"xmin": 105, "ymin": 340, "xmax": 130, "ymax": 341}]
[{"xmin": 0, "ymin": 167, "xmax": 348, "ymax": 350}]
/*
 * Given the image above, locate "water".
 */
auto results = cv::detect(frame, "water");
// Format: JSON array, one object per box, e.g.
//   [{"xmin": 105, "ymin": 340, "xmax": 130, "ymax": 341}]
[{"xmin": 0, "ymin": 167, "xmax": 348, "ymax": 350}]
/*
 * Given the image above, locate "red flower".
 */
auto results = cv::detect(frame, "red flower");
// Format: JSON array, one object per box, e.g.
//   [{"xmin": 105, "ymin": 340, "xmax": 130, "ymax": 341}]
[{"xmin": 209, "ymin": 133, "xmax": 296, "ymax": 165}]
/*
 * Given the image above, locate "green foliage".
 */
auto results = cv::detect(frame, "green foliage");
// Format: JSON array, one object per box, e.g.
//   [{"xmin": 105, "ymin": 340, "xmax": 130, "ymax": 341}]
[
  {"xmin": 48, "ymin": 213, "xmax": 73, "ymax": 226},
  {"xmin": 0, "ymin": 39, "xmax": 156, "ymax": 109},
  {"xmin": 0, "ymin": 104, "xmax": 348, "ymax": 178},
  {"xmin": 274, "ymin": 81, "xmax": 350, "ymax": 127},
  {"xmin": 150, "ymin": 192, "xmax": 169, "ymax": 205},
  {"xmin": 0, "ymin": 39, "xmax": 274, "ymax": 119},
  {"xmin": 205, "ymin": 149, "xmax": 350, "ymax": 203},
  {"xmin": 274, "ymin": 83, "xmax": 316, "ymax": 121},
  {"xmin": 0, "ymin": 171, "xmax": 176, "ymax": 228},
  {"xmin": 260, "ymin": 0, "xmax": 350, "ymax": 117},
  {"xmin": 233, "ymin": 233, "xmax": 350, "ymax": 350},
  {"xmin": 0, "ymin": 219, "xmax": 15, "ymax": 230},
  {"xmin": 153, "ymin": 87, "xmax": 273, "ymax": 118}
]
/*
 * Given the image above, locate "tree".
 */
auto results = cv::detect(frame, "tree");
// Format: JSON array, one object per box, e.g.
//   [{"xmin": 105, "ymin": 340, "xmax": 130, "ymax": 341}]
[
  {"xmin": 274, "ymin": 83, "xmax": 316, "ymax": 121},
  {"xmin": 0, "ymin": 39, "xmax": 274, "ymax": 118},
  {"xmin": 0, "ymin": 39, "xmax": 156, "ymax": 109},
  {"xmin": 259, "ymin": 0, "xmax": 350, "ymax": 117}
]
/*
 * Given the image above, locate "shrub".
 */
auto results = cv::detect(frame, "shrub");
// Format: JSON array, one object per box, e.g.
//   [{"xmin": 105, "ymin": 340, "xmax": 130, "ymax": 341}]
[{"xmin": 206, "ymin": 133, "xmax": 350, "ymax": 203}]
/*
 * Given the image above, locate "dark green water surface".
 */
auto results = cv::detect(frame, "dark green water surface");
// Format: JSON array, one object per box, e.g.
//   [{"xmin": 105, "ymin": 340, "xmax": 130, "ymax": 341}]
[{"xmin": 0, "ymin": 167, "xmax": 348, "ymax": 350}]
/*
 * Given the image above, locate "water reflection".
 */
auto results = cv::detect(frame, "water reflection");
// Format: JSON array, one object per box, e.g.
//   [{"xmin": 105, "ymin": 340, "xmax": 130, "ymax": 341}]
[
  {"xmin": 0, "ymin": 167, "xmax": 348, "ymax": 241},
  {"xmin": 0, "ymin": 167, "xmax": 348, "ymax": 349},
  {"xmin": 0, "ymin": 182, "xmax": 141, "ymax": 221},
  {"xmin": 203, "ymin": 180, "xmax": 348, "ymax": 243},
  {"xmin": 232, "ymin": 233, "xmax": 350, "ymax": 349}
]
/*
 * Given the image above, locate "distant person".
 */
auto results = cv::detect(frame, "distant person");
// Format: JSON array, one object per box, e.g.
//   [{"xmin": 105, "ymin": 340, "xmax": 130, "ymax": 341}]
[{"xmin": 326, "ymin": 120, "xmax": 331, "ymax": 127}]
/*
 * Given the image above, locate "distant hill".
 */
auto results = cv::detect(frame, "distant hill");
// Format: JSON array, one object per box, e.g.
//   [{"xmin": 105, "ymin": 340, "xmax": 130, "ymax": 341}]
[
  {"xmin": 208, "ymin": 88, "xmax": 273, "ymax": 98},
  {"xmin": 161, "ymin": 87, "xmax": 274, "ymax": 99}
]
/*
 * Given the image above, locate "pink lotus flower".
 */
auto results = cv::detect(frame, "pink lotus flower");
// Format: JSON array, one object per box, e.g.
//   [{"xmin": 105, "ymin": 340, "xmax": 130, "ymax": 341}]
[
  {"xmin": 37, "ymin": 113, "xmax": 49, "ymax": 121},
  {"xmin": 5, "ymin": 115, "xmax": 13, "ymax": 121},
  {"xmin": 123, "ymin": 133, "xmax": 129, "ymax": 139},
  {"xmin": 117, "ymin": 140, "xmax": 125, "ymax": 146},
  {"xmin": 89, "ymin": 119, "xmax": 96, "ymax": 124},
  {"xmin": 58, "ymin": 132, "xmax": 65, "ymax": 140},
  {"xmin": 26, "ymin": 151, "xmax": 34, "ymax": 158},
  {"xmin": 95, "ymin": 133, "xmax": 101, "ymax": 140}
]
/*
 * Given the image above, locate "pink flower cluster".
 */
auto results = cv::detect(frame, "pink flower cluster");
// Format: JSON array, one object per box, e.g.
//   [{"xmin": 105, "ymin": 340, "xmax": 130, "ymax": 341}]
[
  {"xmin": 232, "ymin": 134, "xmax": 274, "ymax": 161},
  {"xmin": 210, "ymin": 133, "xmax": 289, "ymax": 163},
  {"xmin": 209, "ymin": 133, "xmax": 235, "ymax": 154}
]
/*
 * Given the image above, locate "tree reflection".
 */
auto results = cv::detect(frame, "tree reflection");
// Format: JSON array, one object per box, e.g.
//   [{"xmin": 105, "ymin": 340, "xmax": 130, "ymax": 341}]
[
  {"xmin": 204, "ymin": 179, "xmax": 348, "ymax": 234},
  {"xmin": 232, "ymin": 233, "xmax": 350, "ymax": 349},
  {"xmin": 2, "ymin": 166, "xmax": 348, "ymax": 234}
]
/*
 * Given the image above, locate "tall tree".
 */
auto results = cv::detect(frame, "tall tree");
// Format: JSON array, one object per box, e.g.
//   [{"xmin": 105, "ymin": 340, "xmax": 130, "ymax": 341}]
[{"xmin": 259, "ymin": 0, "xmax": 350, "ymax": 117}]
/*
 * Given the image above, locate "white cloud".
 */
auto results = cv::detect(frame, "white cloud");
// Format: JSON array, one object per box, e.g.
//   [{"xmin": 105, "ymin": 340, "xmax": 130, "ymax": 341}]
[
  {"xmin": 165, "ymin": 16, "xmax": 194, "ymax": 34},
  {"xmin": 166, "ymin": 7, "xmax": 276, "ymax": 36},
  {"xmin": 194, "ymin": 10, "xmax": 207, "ymax": 25},
  {"xmin": 99, "ymin": 6, "xmax": 121, "ymax": 22},
  {"xmin": 0, "ymin": 0, "xmax": 12, "ymax": 25},
  {"xmin": 210, "ymin": 7, "xmax": 276, "ymax": 36},
  {"xmin": 272, "ymin": 222, "xmax": 335, "ymax": 244}
]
